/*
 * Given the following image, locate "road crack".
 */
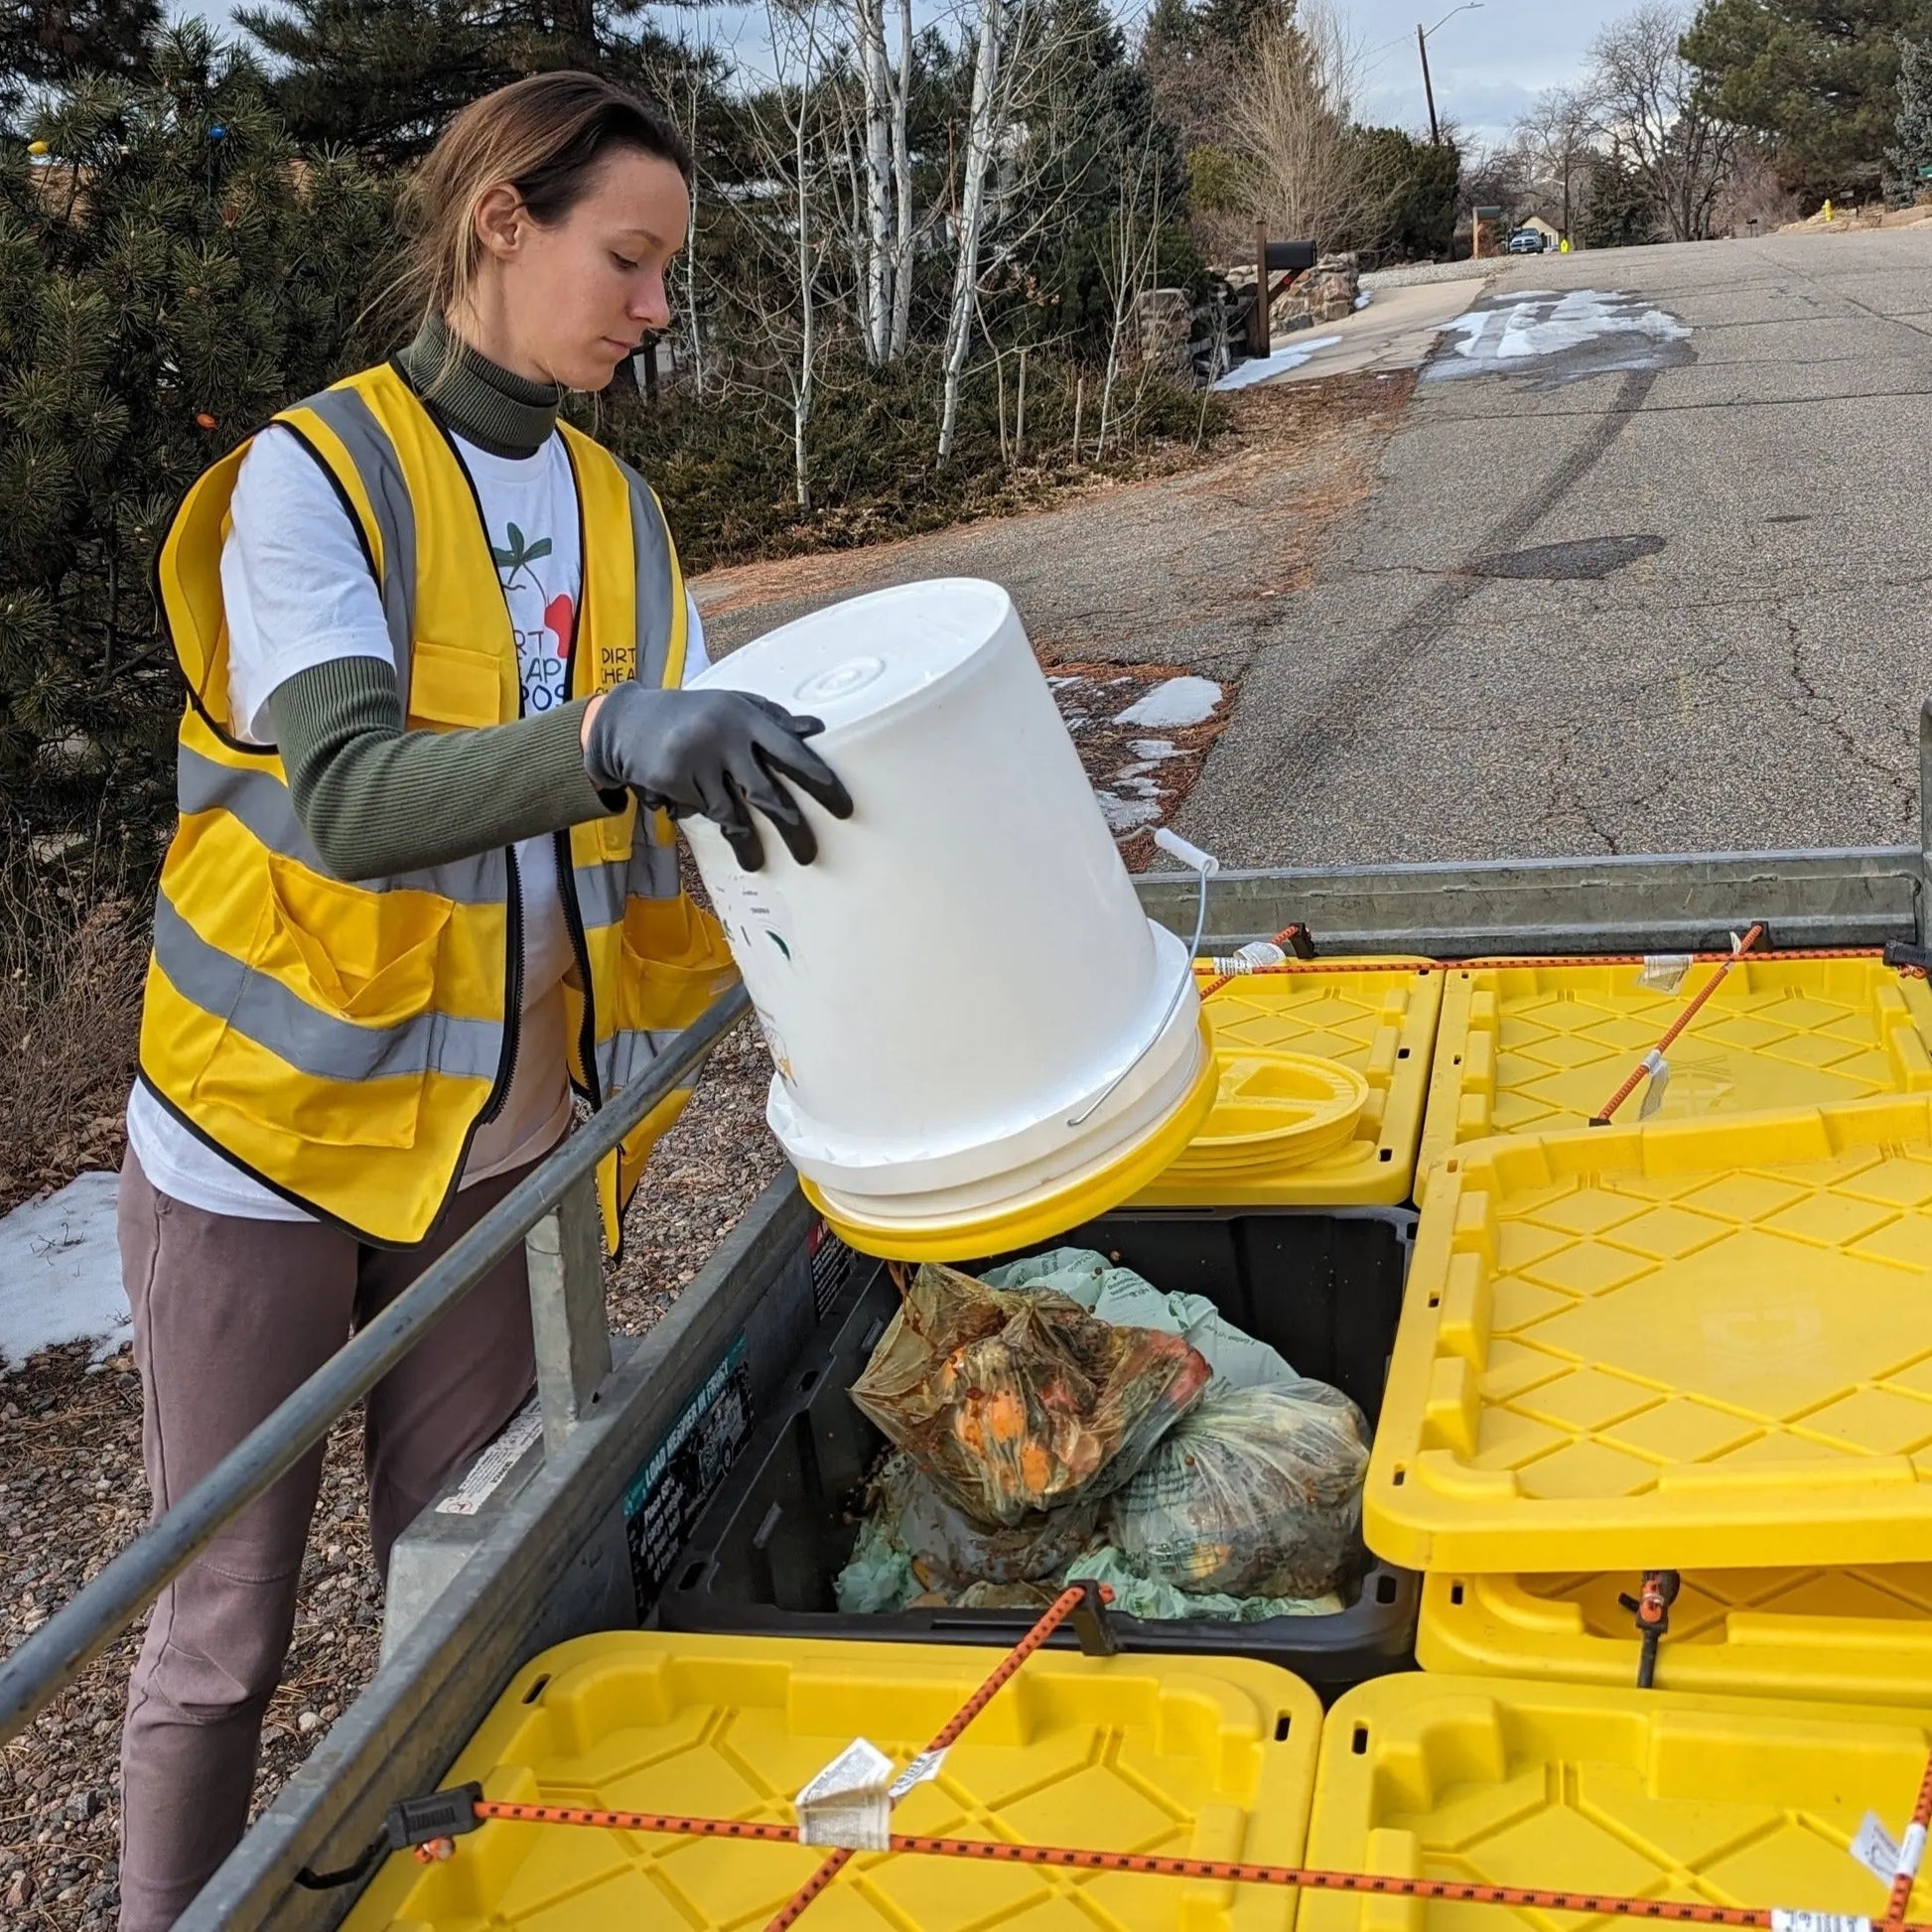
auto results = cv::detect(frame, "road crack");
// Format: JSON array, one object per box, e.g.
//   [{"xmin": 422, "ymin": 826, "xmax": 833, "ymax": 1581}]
[{"xmin": 1775, "ymin": 601, "xmax": 1916, "ymax": 834}]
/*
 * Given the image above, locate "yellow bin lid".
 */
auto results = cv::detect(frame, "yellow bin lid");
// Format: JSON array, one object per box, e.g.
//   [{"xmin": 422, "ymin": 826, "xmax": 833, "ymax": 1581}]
[
  {"xmin": 1370, "ymin": 1094, "xmax": 1932, "ymax": 1574},
  {"xmin": 1419, "ymin": 955, "xmax": 1932, "ymax": 1196},
  {"xmin": 1418, "ymin": 1564, "xmax": 1932, "ymax": 1708},
  {"xmin": 1307, "ymin": 1673, "xmax": 1932, "ymax": 1932},
  {"xmin": 341, "ymin": 1629, "xmax": 1322, "ymax": 1932},
  {"xmin": 1135, "ymin": 961, "xmax": 1444, "ymax": 1210}
]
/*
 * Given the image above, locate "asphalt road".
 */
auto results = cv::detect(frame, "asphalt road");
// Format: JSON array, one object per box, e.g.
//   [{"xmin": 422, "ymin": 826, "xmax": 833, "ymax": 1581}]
[{"xmin": 1182, "ymin": 225, "xmax": 1932, "ymax": 867}]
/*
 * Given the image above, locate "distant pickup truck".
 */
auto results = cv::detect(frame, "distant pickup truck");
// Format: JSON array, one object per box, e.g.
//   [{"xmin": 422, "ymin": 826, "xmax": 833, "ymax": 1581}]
[{"xmin": 1507, "ymin": 227, "xmax": 1549, "ymax": 254}]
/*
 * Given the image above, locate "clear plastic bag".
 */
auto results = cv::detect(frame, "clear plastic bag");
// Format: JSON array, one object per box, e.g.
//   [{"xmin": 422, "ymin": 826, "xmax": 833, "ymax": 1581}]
[
  {"xmin": 838, "ymin": 1449, "xmax": 1099, "ymax": 1608},
  {"xmin": 1106, "ymin": 1382, "xmax": 1370, "ymax": 1600},
  {"xmin": 983, "ymin": 1248, "xmax": 1295, "ymax": 1393},
  {"xmin": 848, "ymin": 1262, "xmax": 1211, "ymax": 1527}
]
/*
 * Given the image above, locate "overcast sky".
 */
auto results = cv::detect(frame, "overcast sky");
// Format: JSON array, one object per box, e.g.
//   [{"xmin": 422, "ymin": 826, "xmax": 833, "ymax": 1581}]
[
  {"xmin": 1347, "ymin": 0, "xmax": 1624, "ymax": 146},
  {"xmin": 185, "ymin": 0, "xmax": 1624, "ymax": 148}
]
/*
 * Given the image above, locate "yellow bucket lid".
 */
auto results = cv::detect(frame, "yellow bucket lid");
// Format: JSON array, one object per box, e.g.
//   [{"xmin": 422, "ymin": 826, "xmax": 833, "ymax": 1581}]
[
  {"xmin": 804, "ymin": 1015, "xmax": 1220, "ymax": 1261},
  {"xmin": 1169, "ymin": 1049, "xmax": 1370, "ymax": 1176}
]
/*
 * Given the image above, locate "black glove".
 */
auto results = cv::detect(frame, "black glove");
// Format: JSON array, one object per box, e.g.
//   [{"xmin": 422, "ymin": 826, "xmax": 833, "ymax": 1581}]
[{"xmin": 584, "ymin": 683, "xmax": 853, "ymax": 871}]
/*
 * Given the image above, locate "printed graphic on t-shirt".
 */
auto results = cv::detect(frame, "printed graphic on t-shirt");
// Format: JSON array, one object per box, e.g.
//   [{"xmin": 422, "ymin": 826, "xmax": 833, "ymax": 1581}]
[{"xmin": 491, "ymin": 519, "xmax": 573, "ymax": 715}]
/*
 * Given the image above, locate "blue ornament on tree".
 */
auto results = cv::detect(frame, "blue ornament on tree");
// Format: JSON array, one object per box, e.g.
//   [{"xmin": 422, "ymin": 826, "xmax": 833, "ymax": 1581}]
[{"xmin": 208, "ymin": 125, "xmax": 226, "ymax": 141}]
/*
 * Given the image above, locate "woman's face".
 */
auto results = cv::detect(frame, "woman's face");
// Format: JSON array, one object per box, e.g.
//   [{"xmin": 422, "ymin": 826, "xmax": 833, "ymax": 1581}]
[{"xmin": 476, "ymin": 146, "xmax": 690, "ymax": 391}]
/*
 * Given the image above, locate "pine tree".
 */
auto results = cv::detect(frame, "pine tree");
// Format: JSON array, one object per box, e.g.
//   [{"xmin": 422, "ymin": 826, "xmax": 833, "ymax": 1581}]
[
  {"xmin": 238, "ymin": 0, "xmax": 706, "ymax": 163},
  {"xmin": 1142, "ymin": 0, "xmax": 1298, "ymax": 153},
  {"xmin": 1580, "ymin": 148, "xmax": 1654, "ymax": 248},
  {"xmin": 1, "ymin": 0, "xmax": 160, "ymax": 125},
  {"xmin": 0, "ymin": 21, "xmax": 394, "ymax": 856},
  {"xmin": 1683, "ymin": 0, "xmax": 1932, "ymax": 203},
  {"xmin": 1886, "ymin": 35, "xmax": 1932, "ymax": 204},
  {"xmin": 1016, "ymin": 0, "xmax": 1196, "ymax": 359}
]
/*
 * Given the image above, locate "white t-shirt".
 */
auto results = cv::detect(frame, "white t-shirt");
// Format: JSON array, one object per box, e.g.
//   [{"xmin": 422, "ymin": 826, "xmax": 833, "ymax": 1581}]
[{"xmin": 126, "ymin": 424, "xmax": 707, "ymax": 1223}]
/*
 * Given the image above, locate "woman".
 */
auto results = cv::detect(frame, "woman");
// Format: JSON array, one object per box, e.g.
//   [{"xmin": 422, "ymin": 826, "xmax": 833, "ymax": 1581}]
[{"xmin": 116, "ymin": 71, "xmax": 848, "ymax": 1931}]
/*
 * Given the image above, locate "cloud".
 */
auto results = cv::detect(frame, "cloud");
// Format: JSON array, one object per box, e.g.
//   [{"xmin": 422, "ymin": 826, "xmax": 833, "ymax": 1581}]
[{"xmin": 1349, "ymin": 0, "xmax": 1628, "ymax": 146}]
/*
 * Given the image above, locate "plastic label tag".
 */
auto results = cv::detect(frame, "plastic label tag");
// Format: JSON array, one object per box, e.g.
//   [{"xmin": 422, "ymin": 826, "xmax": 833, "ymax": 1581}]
[
  {"xmin": 1637, "ymin": 1050, "xmax": 1672, "ymax": 1120},
  {"xmin": 1900, "ymin": 1821, "xmax": 1927, "ymax": 1882},
  {"xmin": 889, "ymin": 1748, "xmax": 948, "ymax": 1799},
  {"xmin": 1853, "ymin": 1813, "xmax": 1901, "ymax": 1886},
  {"xmin": 1638, "ymin": 954, "xmax": 1692, "ymax": 992},
  {"xmin": 1210, "ymin": 941, "xmax": 1287, "ymax": 976},
  {"xmin": 1773, "ymin": 1913, "xmax": 1871, "ymax": 1932},
  {"xmin": 796, "ymin": 1738, "xmax": 896, "ymax": 1852}
]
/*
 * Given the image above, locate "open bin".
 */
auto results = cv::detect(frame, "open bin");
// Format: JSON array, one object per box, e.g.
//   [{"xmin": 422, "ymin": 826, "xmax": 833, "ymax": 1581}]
[{"xmin": 655, "ymin": 1207, "xmax": 1421, "ymax": 1700}]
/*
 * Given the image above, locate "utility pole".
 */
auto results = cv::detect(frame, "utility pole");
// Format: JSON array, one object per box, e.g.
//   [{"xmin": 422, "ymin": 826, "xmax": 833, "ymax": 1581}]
[
  {"xmin": 1417, "ymin": 5, "xmax": 1479, "ymax": 149},
  {"xmin": 1418, "ymin": 24, "xmax": 1441, "ymax": 146}
]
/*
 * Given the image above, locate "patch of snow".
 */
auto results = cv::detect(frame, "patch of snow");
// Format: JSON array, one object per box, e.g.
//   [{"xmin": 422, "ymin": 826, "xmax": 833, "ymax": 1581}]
[
  {"xmin": 1098, "ymin": 793, "xmax": 1166, "ymax": 833},
  {"xmin": 1114, "ymin": 676, "xmax": 1223, "ymax": 730},
  {"xmin": 0, "ymin": 1173, "xmax": 128, "ymax": 1375},
  {"xmin": 1436, "ymin": 289, "xmax": 1689, "ymax": 377},
  {"xmin": 1211, "ymin": 335, "xmax": 1343, "ymax": 390},
  {"xmin": 1130, "ymin": 738, "xmax": 1179, "ymax": 761},
  {"xmin": 1353, "ymin": 292, "xmax": 1372, "ymax": 310},
  {"xmin": 1113, "ymin": 773, "xmax": 1165, "ymax": 799},
  {"xmin": 1498, "ymin": 289, "xmax": 1689, "ymax": 359}
]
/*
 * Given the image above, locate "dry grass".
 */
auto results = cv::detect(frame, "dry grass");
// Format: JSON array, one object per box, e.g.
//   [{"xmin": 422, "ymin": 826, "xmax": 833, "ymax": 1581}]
[{"xmin": 0, "ymin": 855, "xmax": 147, "ymax": 1218}]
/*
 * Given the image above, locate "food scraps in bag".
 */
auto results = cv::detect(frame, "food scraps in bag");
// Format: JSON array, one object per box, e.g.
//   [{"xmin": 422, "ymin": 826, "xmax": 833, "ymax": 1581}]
[
  {"xmin": 849, "ymin": 1262, "xmax": 1210, "ymax": 1528},
  {"xmin": 1107, "ymin": 1382, "xmax": 1370, "ymax": 1600}
]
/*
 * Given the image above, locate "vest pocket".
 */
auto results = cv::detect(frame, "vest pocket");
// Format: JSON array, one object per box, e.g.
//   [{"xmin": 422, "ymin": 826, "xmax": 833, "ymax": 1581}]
[
  {"xmin": 407, "ymin": 638, "xmax": 506, "ymax": 730},
  {"xmin": 618, "ymin": 894, "xmax": 738, "ymax": 1035},
  {"xmin": 189, "ymin": 862, "xmax": 456, "ymax": 1152},
  {"xmin": 263, "ymin": 860, "xmax": 452, "ymax": 1028}
]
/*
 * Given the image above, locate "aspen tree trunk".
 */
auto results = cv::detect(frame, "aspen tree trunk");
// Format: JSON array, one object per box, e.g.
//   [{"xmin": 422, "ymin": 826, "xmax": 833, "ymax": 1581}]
[
  {"xmin": 936, "ymin": 0, "xmax": 1005, "ymax": 466},
  {"xmin": 857, "ymin": 0, "xmax": 895, "ymax": 361}
]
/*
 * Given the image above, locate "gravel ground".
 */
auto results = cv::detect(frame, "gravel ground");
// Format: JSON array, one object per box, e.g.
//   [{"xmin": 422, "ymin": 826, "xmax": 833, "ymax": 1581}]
[
  {"xmin": 1360, "ymin": 257, "xmax": 1499, "ymax": 292},
  {"xmin": 0, "ymin": 1025, "xmax": 778, "ymax": 1932}
]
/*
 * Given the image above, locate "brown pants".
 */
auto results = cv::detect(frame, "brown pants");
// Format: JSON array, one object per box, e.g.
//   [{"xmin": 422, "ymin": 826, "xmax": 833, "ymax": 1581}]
[{"xmin": 115, "ymin": 1150, "xmax": 539, "ymax": 1932}]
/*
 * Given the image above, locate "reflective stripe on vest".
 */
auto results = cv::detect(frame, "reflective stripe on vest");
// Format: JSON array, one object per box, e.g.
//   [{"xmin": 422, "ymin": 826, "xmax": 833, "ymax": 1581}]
[{"xmin": 140, "ymin": 360, "xmax": 737, "ymax": 1248}]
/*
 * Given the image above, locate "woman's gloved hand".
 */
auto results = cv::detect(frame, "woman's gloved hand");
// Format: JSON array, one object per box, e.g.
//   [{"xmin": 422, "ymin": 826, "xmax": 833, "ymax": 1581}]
[{"xmin": 584, "ymin": 683, "xmax": 853, "ymax": 871}]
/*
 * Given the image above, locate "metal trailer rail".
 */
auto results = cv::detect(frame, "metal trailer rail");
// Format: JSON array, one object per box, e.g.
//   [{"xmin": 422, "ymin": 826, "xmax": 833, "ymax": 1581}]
[{"xmin": 1, "ymin": 699, "xmax": 1928, "ymax": 1930}]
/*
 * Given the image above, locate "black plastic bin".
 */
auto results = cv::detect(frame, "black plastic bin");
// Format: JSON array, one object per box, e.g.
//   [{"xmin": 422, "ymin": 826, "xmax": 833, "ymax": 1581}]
[{"xmin": 655, "ymin": 1207, "xmax": 1421, "ymax": 1700}]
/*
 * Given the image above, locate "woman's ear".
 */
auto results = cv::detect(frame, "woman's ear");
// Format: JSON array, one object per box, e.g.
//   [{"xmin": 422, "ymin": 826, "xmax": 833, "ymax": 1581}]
[{"xmin": 473, "ymin": 183, "xmax": 527, "ymax": 262}]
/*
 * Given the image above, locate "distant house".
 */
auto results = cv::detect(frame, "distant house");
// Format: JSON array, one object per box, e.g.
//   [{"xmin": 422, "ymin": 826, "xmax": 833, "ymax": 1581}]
[{"xmin": 1519, "ymin": 214, "xmax": 1564, "ymax": 248}]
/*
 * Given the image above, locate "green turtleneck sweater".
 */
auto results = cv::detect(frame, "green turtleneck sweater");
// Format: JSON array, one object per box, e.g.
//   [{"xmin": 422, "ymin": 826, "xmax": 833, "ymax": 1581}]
[{"xmin": 265, "ymin": 318, "xmax": 622, "ymax": 884}]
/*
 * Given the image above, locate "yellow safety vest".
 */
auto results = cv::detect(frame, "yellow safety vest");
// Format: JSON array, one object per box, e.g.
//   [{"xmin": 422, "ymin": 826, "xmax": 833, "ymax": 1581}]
[{"xmin": 138, "ymin": 360, "xmax": 737, "ymax": 1249}]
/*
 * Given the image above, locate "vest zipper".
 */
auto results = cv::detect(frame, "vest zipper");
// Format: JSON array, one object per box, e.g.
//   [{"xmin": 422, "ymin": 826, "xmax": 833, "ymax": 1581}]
[
  {"xmin": 556, "ymin": 827, "xmax": 601, "ymax": 1110},
  {"xmin": 475, "ymin": 843, "xmax": 524, "ymax": 1127},
  {"xmin": 555, "ymin": 437, "xmax": 603, "ymax": 1111}
]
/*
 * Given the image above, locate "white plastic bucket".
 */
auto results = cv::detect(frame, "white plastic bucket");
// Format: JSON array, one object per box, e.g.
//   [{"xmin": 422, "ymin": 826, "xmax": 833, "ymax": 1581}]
[{"xmin": 682, "ymin": 578, "xmax": 1208, "ymax": 1240}]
